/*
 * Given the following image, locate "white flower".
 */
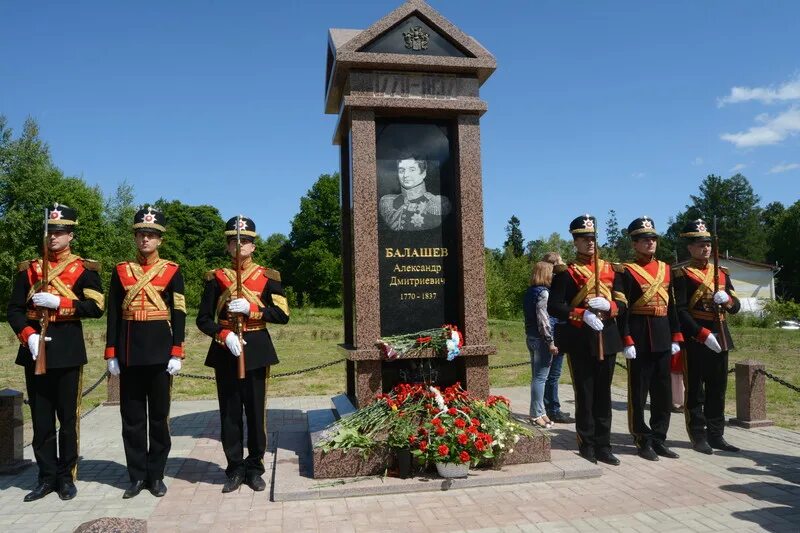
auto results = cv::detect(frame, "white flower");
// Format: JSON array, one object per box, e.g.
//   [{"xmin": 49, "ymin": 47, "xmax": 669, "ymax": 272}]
[
  {"xmin": 513, "ymin": 435, "xmax": 520, "ymax": 443},
  {"xmin": 429, "ymin": 386, "xmax": 447, "ymax": 411}
]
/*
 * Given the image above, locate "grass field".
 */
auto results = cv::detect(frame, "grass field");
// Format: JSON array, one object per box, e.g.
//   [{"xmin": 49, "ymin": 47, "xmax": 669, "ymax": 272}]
[{"xmin": 2, "ymin": 310, "xmax": 798, "ymax": 433}]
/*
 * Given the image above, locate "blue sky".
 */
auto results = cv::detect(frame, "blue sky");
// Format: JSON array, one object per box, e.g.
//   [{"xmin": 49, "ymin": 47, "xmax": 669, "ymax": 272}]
[{"xmin": 1, "ymin": 0, "xmax": 798, "ymax": 248}]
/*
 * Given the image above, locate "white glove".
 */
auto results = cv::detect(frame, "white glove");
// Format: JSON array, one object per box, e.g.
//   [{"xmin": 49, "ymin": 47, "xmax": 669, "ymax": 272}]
[
  {"xmin": 32, "ymin": 292, "xmax": 60, "ymax": 309},
  {"xmin": 588, "ymin": 297, "xmax": 611, "ymax": 312},
  {"xmin": 671, "ymin": 342, "xmax": 681, "ymax": 355},
  {"xmin": 713, "ymin": 291, "xmax": 730, "ymax": 305},
  {"xmin": 225, "ymin": 331, "xmax": 246, "ymax": 357},
  {"xmin": 227, "ymin": 298, "xmax": 251, "ymax": 316},
  {"xmin": 107, "ymin": 357, "xmax": 121, "ymax": 376},
  {"xmin": 582, "ymin": 310, "xmax": 604, "ymax": 331},
  {"xmin": 166, "ymin": 357, "xmax": 182, "ymax": 375},
  {"xmin": 27, "ymin": 333, "xmax": 51, "ymax": 360},
  {"xmin": 704, "ymin": 333, "xmax": 722, "ymax": 353},
  {"xmin": 623, "ymin": 346, "xmax": 637, "ymax": 360}
]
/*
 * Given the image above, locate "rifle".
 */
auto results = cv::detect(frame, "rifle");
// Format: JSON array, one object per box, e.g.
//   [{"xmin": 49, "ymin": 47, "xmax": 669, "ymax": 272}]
[
  {"xmin": 235, "ymin": 215, "xmax": 246, "ymax": 379},
  {"xmin": 593, "ymin": 229, "xmax": 605, "ymax": 362},
  {"xmin": 712, "ymin": 216, "xmax": 729, "ymax": 351},
  {"xmin": 34, "ymin": 208, "xmax": 50, "ymax": 375}
]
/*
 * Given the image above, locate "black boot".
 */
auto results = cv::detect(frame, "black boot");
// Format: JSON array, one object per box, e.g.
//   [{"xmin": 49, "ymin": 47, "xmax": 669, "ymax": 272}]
[
  {"xmin": 708, "ymin": 436, "xmax": 740, "ymax": 452},
  {"xmin": 24, "ymin": 482, "xmax": 55, "ymax": 502},
  {"xmin": 222, "ymin": 472, "xmax": 245, "ymax": 493},
  {"xmin": 123, "ymin": 480, "xmax": 146, "ymax": 499},
  {"xmin": 57, "ymin": 480, "xmax": 78, "ymax": 500},
  {"xmin": 149, "ymin": 479, "xmax": 167, "ymax": 497},
  {"xmin": 692, "ymin": 440, "xmax": 713, "ymax": 455},
  {"xmin": 637, "ymin": 444, "xmax": 659, "ymax": 461},
  {"xmin": 652, "ymin": 442, "xmax": 680, "ymax": 459},
  {"xmin": 596, "ymin": 449, "xmax": 620, "ymax": 466},
  {"xmin": 246, "ymin": 473, "xmax": 266, "ymax": 492}
]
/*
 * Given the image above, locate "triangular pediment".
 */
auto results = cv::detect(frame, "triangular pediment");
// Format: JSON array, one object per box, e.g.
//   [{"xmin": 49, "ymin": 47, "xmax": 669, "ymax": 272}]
[
  {"xmin": 338, "ymin": 0, "xmax": 492, "ymax": 60},
  {"xmin": 359, "ymin": 14, "xmax": 470, "ymax": 57}
]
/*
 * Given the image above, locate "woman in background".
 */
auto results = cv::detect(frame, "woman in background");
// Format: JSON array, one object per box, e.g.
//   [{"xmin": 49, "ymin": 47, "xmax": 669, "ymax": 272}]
[
  {"xmin": 524, "ymin": 261, "xmax": 560, "ymax": 429},
  {"xmin": 541, "ymin": 252, "xmax": 572, "ymax": 423}
]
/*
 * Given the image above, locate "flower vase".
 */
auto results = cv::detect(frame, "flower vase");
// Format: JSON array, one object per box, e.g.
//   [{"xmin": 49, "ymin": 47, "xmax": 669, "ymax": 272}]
[
  {"xmin": 395, "ymin": 447, "xmax": 413, "ymax": 479},
  {"xmin": 435, "ymin": 462, "xmax": 469, "ymax": 479}
]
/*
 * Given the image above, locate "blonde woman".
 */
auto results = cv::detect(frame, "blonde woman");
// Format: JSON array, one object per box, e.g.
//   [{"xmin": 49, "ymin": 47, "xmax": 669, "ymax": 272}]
[
  {"xmin": 523, "ymin": 261, "xmax": 560, "ymax": 428},
  {"xmin": 541, "ymin": 252, "xmax": 571, "ymax": 423}
]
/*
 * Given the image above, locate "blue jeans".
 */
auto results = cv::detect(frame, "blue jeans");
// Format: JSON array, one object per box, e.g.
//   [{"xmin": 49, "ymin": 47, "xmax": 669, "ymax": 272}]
[
  {"xmin": 544, "ymin": 353, "xmax": 565, "ymax": 416},
  {"xmin": 527, "ymin": 335, "xmax": 552, "ymax": 418}
]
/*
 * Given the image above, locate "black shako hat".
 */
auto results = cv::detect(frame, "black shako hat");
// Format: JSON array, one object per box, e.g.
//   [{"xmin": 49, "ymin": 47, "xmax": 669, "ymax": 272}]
[
  {"xmin": 679, "ymin": 218, "xmax": 712, "ymax": 243},
  {"xmin": 569, "ymin": 214, "xmax": 596, "ymax": 238},
  {"xmin": 225, "ymin": 215, "xmax": 257, "ymax": 241},
  {"xmin": 132, "ymin": 206, "xmax": 166, "ymax": 235},
  {"xmin": 627, "ymin": 216, "xmax": 658, "ymax": 239},
  {"xmin": 47, "ymin": 202, "xmax": 78, "ymax": 233}
]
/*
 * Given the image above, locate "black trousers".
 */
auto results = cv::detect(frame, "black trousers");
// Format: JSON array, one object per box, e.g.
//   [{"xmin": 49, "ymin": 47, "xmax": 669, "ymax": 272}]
[
  {"xmin": 566, "ymin": 350, "xmax": 616, "ymax": 453},
  {"xmin": 214, "ymin": 365, "xmax": 268, "ymax": 477},
  {"xmin": 24, "ymin": 365, "xmax": 83, "ymax": 485},
  {"xmin": 684, "ymin": 342, "xmax": 729, "ymax": 442},
  {"xmin": 120, "ymin": 364, "xmax": 172, "ymax": 482},
  {"xmin": 626, "ymin": 350, "xmax": 671, "ymax": 447}
]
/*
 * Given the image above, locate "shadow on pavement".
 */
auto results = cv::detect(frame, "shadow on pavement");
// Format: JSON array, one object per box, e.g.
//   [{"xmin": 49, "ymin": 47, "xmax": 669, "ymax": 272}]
[{"xmin": 721, "ymin": 448, "xmax": 800, "ymax": 532}]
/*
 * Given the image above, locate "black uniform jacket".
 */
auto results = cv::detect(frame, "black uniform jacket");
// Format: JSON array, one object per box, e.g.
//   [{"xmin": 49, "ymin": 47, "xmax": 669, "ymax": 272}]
[
  {"xmin": 7, "ymin": 252, "xmax": 104, "ymax": 369},
  {"xmin": 620, "ymin": 258, "xmax": 684, "ymax": 353},
  {"xmin": 548, "ymin": 257, "xmax": 627, "ymax": 355},
  {"xmin": 197, "ymin": 260, "xmax": 289, "ymax": 371},
  {"xmin": 673, "ymin": 260, "xmax": 740, "ymax": 349},
  {"xmin": 104, "ymin": 257, "xmax": 186, "ymax": 366}
]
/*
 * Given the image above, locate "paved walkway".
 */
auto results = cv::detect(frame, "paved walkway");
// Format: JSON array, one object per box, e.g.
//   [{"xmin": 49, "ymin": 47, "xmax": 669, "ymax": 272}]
[{"xmin": 1, "ymin": 385, "xmax": 798, "ymax": 533}]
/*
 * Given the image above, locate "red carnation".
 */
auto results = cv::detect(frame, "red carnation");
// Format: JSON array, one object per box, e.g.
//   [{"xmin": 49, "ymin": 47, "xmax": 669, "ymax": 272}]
[
  {"xmin": 436, "ymin": 426, "xmax": 446, "ymax": 436},
  {"xmin": 419, "ymin": 440, "xmax": 428, "ymax": 451},
  {"xmin": 408, "ymin": 435, "xmax": 417, "ymax": 445},
  {"xmin": 457, "ymin": 433, "xmax": 468, "ymax": 445},
  {"xmin": 447, "ymin": 407, "xmax": 457, "ymax": 416},
  {"xmin": 462, "ymin": 407, "xmax": 471, "ymax": 414},
  {"xmin": 459, "ymin": 451, "xmax": 470, "ymax": 463},
  {"xmin": 431, "ymin": 418, "xmax": 442, "ymax": 427},
  {"xmin": 438, "ymin": 444, "xmax": 449, "ymax": 457},
  {"xmin": 454, "ymin": 418, "xmax": 466, "ymax": 428},
  {"xmin": 471, "ymin": 418, "xmax": 480, "ymax": 427},
  {"xmin": 475, "ymin": 440, "xmax": 485, "ymax": 451}
]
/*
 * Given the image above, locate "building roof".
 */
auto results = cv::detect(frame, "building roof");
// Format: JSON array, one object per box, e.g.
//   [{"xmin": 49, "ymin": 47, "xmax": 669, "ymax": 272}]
[{"xmin": 673, "ymin": 256, "xmax": 781, "ymax": 272}]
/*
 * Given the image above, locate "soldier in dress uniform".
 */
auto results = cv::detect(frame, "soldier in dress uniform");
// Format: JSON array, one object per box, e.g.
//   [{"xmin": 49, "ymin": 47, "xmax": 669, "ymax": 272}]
[
  {"xmin": 619, "ymin": 217, "xmax": 684, "ymax": 461},
  {"xmin": 548, "ymin": 214, "xmax": 627, "ymax": 465},
  {"xmin": 673, "ymin": 219, "xmax": 741, "ymax": 454},
  {"xmin": 104, "ymin": 206, "xmax": 186, "ymax": 498},
  {"xmin": 7, "ymin": 203, "xmax": 104, "ymax": 501},
  {"xmin": 196, "ymin": 216, "xmax": 289, "ymax": 493},
  {"xmin": 379, "ymin": 154, "xmax": 451, "ymax": 231}
]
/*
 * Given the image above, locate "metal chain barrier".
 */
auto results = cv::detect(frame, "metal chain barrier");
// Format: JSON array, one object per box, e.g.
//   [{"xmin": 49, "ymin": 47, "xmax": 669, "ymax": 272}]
[
  {"xmin": 22, "ymin": 369, "xmax": 110, "ymax": 405},
  {"xmin": 756, "ymin": 368, "xmax": 800, "ymax": 394},
  {"xmin": 488, "ymin": 360, "xmax": 529, "ymax": 370}
]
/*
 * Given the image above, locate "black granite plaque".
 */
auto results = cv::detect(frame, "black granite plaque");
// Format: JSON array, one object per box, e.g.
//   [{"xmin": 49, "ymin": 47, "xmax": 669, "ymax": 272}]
[
  {"xmin": 376, "ymin": 119, "xmax": 458, "ymax": 337},
  {"xmin": 360, "ymin": 15, "xmax": 471, "ymax": 57}
]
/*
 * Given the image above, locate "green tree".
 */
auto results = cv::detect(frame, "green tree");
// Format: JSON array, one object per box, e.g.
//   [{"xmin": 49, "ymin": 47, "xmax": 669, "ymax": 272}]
[
  {"xmin": 768, "ymin": 201, "xmax": 800, "ymax": 300},
  {"xmin": 152, "ymin": 199, "xmax": 228, "ymax": 307},
  {"xmin": 603, "ymin": 209, "xmax": 633, "ymax": 263},
  {"xmin": 526, "ymin": 232, "xmax": 575, "ymax": 263},
  {"xmin": 503, "ymin": 215, "xmax": 524, "ymax": 258},
  {"xmin": 282, "ymin": 173, "xmax": 342, "ymax": 307},
  {"xmin": 0, "ymin": 116, "xmax": 108, "ymax": 314},
  {"xmin": 663, "ymin": 174, "xmax": 767, "ymax": 262}
]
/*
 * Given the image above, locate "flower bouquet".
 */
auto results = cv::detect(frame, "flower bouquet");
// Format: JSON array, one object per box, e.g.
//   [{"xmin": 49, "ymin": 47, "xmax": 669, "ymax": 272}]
[
  {"xmin": 377, "ymin": 324, "xmax": 463, "ymax": 361},
  {"xmin": 411, "ymin": 397, "xmax": 495, "ymax": 478}
]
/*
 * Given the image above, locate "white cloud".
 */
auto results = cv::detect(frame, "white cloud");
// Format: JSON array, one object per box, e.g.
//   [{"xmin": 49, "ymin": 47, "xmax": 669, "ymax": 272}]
[
  {"xmin": 718, "ymin": 75, "xmax": 800, "ymax": 106},
  {"xmin": 720, "ymin": 106, "xmax": 800, "ymax": 148},
  {"xmin": 631, "ymin": 171, "xmax": 645, "ymax": 178},
  {"xmin": 769, "ymin": 162, "xmax": 800, "ymax": 174},
  {"xmin": 730, "ymin": 163, "xmax": 746, "ymax": 172},
  {"xmin": 692, "ymin": 157, "xmax": 704, "ymax": 166}
]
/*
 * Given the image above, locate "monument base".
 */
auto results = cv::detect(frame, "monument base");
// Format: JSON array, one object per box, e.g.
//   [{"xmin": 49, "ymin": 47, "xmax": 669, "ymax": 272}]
[{"xmin": 729, "ymin": 418, "xmax": 774, "ymax": 429}]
